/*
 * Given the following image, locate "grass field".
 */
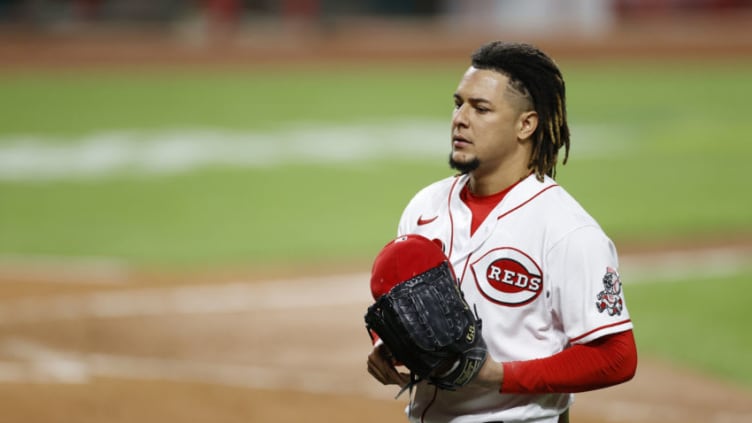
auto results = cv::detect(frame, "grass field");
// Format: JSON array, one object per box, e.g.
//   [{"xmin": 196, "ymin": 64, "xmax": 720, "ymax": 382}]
[
  {"xmin": 1, "ymin": 59, "xmax": 751, "ymax": 388},
  {"xmin": 627, "ymin": 271, "xmax": 752, "ymax": 388}
]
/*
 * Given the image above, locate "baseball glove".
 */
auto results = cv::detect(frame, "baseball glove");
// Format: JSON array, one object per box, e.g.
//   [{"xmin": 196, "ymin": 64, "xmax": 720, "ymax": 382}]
[{"xmin": 365, "ymin": 245, "xmax": 487, "ymax": 396}]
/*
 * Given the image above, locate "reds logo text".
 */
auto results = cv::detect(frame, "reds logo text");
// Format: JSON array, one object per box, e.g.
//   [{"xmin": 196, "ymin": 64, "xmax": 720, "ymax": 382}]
[
  {"xmin": 471, "ymin": 247, "xmax": 543, "ymax": 306},
  {"xmin": 487, "ymin": 265, "xmax": 542, "ymax": 292}
]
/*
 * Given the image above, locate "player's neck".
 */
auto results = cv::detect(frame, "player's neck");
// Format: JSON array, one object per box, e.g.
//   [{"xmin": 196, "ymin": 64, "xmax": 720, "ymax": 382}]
[
  {"xmin": 468, "ymin": 143, "xmax": 533, "ymax": 196},
  {"xmin": 468, "ymin": 166, "xmax": 532, "ymax": 196}
]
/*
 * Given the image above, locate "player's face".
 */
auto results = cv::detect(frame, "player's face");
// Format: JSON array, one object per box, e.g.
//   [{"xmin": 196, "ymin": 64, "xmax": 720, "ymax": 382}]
[{"xmin": 450, "ymin": 67, "xmax": 533, "ymax": 177}]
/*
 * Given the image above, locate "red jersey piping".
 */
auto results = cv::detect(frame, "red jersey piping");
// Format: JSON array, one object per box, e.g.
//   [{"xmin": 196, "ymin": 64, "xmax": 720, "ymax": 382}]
[
  {"xmin": 446, "ymin": 176, "xmax": 462, "ymax": 261},
  {"xmin": 496, "ymin": 184, "xmax": 559, "ymax": 221},
  {"xmin": 569, "ymin": 319, "xmax": 632, "ymax": 344}
]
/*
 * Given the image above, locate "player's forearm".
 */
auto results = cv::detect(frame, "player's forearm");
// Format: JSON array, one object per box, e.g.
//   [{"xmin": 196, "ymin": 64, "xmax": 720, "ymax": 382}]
[
  {"xmin": 475, "ymin": 356, "xmax": 505, "ymax": 390},
  {"xmin": 498, "ymin": 330, "xmax": 637, "ymax": 394}
]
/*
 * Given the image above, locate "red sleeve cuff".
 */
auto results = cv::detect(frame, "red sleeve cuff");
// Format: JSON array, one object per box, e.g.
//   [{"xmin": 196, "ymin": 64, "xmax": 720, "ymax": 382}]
[{"xmin": 500, "ymin": 330, "xmax": 637, "ymax": 394}]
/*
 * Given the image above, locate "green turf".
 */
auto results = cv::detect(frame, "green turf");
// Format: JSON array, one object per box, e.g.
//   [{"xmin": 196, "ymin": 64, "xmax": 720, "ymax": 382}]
[
  {"xmin": 1, "ymin": 60, "xmax": 750, "ymax": 264},
  {"xmin": 627, "ymin": 270, "xmax": 752, "ymax": 389},
  {"xmin": 0, "ymin": 161, "xmax": 449, "ymax": 266},
  {"xmin": 0, "ymin": 66, "xmax": 457, "ymax": 136}
]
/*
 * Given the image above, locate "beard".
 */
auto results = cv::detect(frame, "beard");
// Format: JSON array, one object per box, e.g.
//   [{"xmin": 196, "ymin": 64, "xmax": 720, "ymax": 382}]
[{"xmin": 448, "ymin": 153, "xmax": 480, "ymax": 174}]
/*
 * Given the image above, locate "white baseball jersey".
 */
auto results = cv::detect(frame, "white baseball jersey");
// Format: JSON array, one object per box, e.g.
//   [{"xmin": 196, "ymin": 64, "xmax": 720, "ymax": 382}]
[{"xmin": 397, "ymin": 173, "xmax": 633, "ymax": 423}]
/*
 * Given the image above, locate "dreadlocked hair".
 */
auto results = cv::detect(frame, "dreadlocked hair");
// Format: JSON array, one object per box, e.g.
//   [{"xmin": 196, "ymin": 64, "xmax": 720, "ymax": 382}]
[{"xmin": 471, "ymin": 41, "xmax": 570, "ymax": 181}]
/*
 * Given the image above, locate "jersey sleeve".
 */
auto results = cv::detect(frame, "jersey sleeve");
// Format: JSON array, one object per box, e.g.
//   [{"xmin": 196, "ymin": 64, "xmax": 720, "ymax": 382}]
[
  {"xmin": 396, "ymin": 181, "xmax": 435, "ymax": 236},
  {"xmin": 547, "ymin": 225, "xmax": 633, "ymax": 345},
  {"xmin": 396, "ymin": 175, "xmax": 459, "ymax": 238},
  {"xmin": 397, "ymin": 203, "xmax": 416, "ymax": 237}
]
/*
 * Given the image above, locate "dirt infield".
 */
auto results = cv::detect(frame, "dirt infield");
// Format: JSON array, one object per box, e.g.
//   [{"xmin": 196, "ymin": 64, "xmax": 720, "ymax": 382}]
[{"xmin": 0, "ymin": 241, "xmax": 751, "ymax": 423}]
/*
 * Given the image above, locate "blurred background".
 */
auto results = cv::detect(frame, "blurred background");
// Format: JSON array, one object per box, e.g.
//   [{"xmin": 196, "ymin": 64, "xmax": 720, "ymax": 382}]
[
  {"xmin": 0, "ymin": 1, "xmax": 751, "ymax": 422},
  {"xmin": 1, "ymin": 0, "xmax": 752, "ymax": 65}
]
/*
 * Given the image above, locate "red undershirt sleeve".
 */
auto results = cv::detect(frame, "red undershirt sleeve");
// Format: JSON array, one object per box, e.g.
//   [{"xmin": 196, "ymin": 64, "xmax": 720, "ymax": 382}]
[{"xmin": 500, "ymin": 330, "xmax": 637, "ymax": 394}]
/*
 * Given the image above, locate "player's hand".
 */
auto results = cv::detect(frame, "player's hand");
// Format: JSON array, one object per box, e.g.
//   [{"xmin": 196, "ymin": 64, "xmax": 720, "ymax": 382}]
[{"xmin": 367, "ymin": 343, "xmax": 410, "ymax": 386}]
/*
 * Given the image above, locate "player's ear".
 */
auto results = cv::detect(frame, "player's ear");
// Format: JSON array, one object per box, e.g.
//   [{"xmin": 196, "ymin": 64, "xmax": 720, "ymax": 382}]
[{"xmin": 517, "ymin": 110, "xmax": 538, "ymax": 140}]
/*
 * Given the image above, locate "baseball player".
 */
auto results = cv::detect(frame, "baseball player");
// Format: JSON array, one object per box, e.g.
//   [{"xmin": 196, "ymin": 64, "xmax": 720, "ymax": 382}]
[{"xmin": 367, "ymin": 41, "xmax": 637, "ymax": 423}]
